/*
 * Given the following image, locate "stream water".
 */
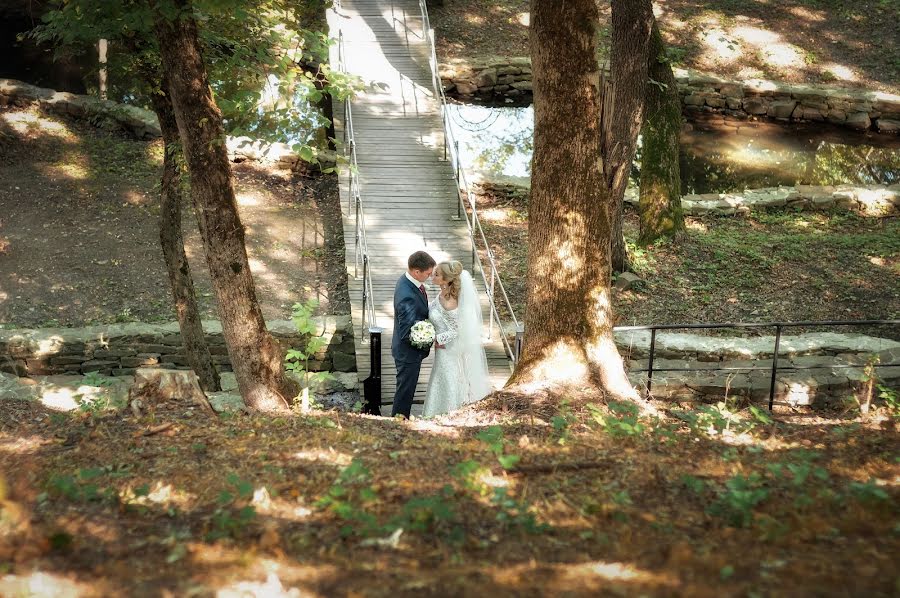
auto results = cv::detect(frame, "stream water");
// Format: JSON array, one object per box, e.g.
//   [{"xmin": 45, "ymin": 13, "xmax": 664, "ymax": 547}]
[{"xmin": 447, "ymin": 104, "xmax": 900, "ymax": 194}]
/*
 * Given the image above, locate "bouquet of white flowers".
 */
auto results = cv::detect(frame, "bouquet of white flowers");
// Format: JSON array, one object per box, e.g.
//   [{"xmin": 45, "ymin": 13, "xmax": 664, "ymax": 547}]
[{"xmin": 409, "ymin": 320, "xmax": 436, "ymax": 350}]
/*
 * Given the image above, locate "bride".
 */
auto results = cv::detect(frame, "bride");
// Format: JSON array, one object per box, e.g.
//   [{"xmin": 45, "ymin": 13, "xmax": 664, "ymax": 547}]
[{"xmin": 423, "ymin": 261, "xmax": 491, "ymax": 417}]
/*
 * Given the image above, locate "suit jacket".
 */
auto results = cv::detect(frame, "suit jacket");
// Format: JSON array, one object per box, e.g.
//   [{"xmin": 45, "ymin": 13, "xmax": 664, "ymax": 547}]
[{"xmin": 392, "ymin": 274, "xmax": 431, "ymax": 364}]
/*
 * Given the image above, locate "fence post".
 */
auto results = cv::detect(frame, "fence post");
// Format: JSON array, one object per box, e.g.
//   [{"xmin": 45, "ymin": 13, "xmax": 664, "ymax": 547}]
[
  {"xmin": 768, "ymin": 324, "xmax": 782, "ymax": 410},
  {"xmin": 361, "ymin": 255, "xmax": 369, "ymax": 338},
  {"xmin": 646, "ymin": 328, "xmax": 657, "ymax": 397},
  {"xmin": 362, "ymin": 327, "xmax": 383, "ymax": 415},
  {"xmin": 514, "ymin": 324, "xmax": 525, "ymax": 363}
]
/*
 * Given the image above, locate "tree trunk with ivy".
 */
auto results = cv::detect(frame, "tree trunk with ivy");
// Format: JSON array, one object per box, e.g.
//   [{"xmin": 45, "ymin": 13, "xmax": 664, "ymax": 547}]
[
  {"xmin": 507, "ymin": 0, "xmax": 654, "ymax": 409},
  {"xmin": 153, "ymin": 0, "xmax": 296, "ymax": 412},
  {"xmin": 149, "ymin": 80, "xmax": 221, "ymax": 393},
  {"xmin": 638, "ymin": 20, "xmax": 684, "ymax": 245}
]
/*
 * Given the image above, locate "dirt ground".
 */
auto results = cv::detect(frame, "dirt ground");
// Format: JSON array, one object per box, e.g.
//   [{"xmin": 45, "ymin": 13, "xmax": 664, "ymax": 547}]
[
  {"xmin": 0, "ymin": 105, "xmax": 349, "ymax": 329},
  {"xmin": 473, "ymin": 184, "xmax": 900, "ymax": 335},
  {"xmin": 431, "ymin": 0, "xmax": 900, "ymax": 93},
  {"xmin": 0, "ymin": 390, "xmax": 897, "ymax": 597}
]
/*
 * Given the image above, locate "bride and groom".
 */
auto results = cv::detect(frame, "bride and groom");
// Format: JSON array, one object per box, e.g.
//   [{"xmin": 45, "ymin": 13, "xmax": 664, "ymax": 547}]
[{"xmin": 390, "ymin": 251, "xmax": 491, "ymax": 418}]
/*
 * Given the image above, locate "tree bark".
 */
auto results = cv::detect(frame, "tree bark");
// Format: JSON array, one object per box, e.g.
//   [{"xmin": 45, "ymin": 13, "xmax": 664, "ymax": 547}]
[
  {"xmin": 605, "ymin": 0, "xmax": 656, "ymax": 274},
  {"xmin": 153, "ymin": 0, "xmax": 296, "ymax": 412},
  {"xmin": 506, "ymin": 0, "xmax": 653, "ymax": 408},
  {"xmin": 149, "ymin": 79, "xmax": 221, "ymax": 393},
  {"xmin": 638, "ymin": 20, "xmax": 684, "ymax": 245}
]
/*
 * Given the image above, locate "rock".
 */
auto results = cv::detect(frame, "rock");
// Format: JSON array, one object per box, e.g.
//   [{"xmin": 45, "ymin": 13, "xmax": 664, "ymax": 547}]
[
  {"xmin": 826, "ymin": 109, "xmax": 847, "ymax": 124},
  {"xmin": 207, "ymin": 392, "xmax": 247, "ymax": 413},
  {"xmin": 845, "ymin": 112, "xmax": 871, "ymax": 130},
  {"xmin": 332, "ymin": 351, "xmax": 357, "ymax": 372},
  {"xmin": 614, "ymin": 272, "xmax": 642, "ymax": 291},
  {"xmin": 876, "ymin": 118, "xmax": 900, "ymax": 133},
  {"xmin": 725, "ymin": 97, "xmax": 743, "ymax": 110},
  {"xmin": 473, "ymin": 68, "xmax": 498, "ymax": 88},
  {"xmin": 0, "ymin": 373, "xmax": 37, "ymax": 400},
  {"xmin": 705, "ymin": 97, "xmax": 727, "ymax": 108},
  {"xmin": 129, "ymin": 368, "xmax": 207, "ymax": 408},
  {"xmin": 767, "ymin": 100, "xmax": 797, "ymax": 119},
  {"xmin": 684, "ymin": 95, "xmax": 705, "ymax": 106},
  {"xmin": 455, "ymin": 80, "xmax": 477, "ymax": 95},
  {"xmin": 511, "ymin": 81, "xmax": 532, "ymax": 92},
  {"xmin": 742, "ymin": 97, "xmax": 768, "ymax": 115}
]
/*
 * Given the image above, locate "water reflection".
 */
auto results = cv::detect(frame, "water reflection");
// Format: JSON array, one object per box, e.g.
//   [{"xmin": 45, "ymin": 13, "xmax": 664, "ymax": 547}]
[{"xmin": 447, "ymin": 104, "xmax": 900, "ymax": 194}]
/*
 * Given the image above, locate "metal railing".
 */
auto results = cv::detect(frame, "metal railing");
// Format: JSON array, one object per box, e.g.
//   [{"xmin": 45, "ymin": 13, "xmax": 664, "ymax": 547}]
[
  {"xmin": 416, "ymin": 0, "xmax": 522, "ymax": 364},
  {"xmin": 614, "ymin": 319, "xmax": 900, "ymax": 409},
  {"xmin": 336, "ymin": 30, "xmax": 378, "ymax": 340}
]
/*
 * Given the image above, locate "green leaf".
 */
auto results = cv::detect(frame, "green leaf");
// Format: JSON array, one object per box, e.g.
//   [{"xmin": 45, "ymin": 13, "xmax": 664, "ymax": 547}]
[{"xmin": 497, "ymin": 454, "xmax": 520, "ymax": 470}]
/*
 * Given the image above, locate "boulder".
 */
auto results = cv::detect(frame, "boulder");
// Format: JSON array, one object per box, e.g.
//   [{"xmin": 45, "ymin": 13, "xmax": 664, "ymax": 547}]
[
  {"xmin": 614, "ymin": 272, "xmax": 642, "ymax": 291},
  {"xmin": 876, "ymin": 118, "xmax": 900, "ymax": 133},
  {"xmin": 845, "ymin": 111, "xmax": 871, "ymax": 130}
]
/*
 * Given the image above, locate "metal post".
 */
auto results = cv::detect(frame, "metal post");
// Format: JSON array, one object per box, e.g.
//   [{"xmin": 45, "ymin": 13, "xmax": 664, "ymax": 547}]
[
  {"xmin": 361, "ymin": 256, "xmax": 369, "ymax": 337},
  {"xmin": 454, "ymin": 140, "xmax": 460, "ymax": 181},
  {"xmin": 514, "ymin": 323, "xmax": 525, "ymax": 363},
  {"xmin": 354, "ymin": 197, "xmax": 361, "ymax": 278},
  {"xmin": 362, "ymin": 327, "xmax": 383, "ymax": 415},
  {"xmin": 471, "ymin": 192, "xmax": 477, "ymax": 270},
  {"xmin": 488, "ymin": 268, "xmax": 496, "ymax": 339},
  {"xmin": 646, "ymin": 328, "xmax": 657, "ymax": 397},
  {"xmin": 768, "ymin": 324, "xmax": 782, "ymax": 410}
]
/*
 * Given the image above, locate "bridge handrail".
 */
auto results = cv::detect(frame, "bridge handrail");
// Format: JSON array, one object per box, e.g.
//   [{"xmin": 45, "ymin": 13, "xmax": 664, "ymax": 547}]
[
  {"xmin": 416, "ymin": 0, "xmax": 522, "ymax": 363},
  {"xmin": 336, "ymin": 30, "xmax": 378, "ymax": 338}
]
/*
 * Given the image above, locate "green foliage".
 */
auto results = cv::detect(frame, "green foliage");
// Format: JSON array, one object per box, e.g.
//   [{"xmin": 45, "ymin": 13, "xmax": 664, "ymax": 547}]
[
  {"xmin": 588, "ymin": 401, "xmax": 646, "ymax": 437},
  {"xmin": 286, "ymin": 298, "xmax": 334, "ymax": 409},
  {"xmin": 708, "ymin": 473, "xmax": 769, "ymax": 527},
  {"xmin": 847, "ymin": 479, "xmax": 890, "ymax": 504},
  {"xmin": 316, "ymin": 459, "xmax": 379, "ymax": 537},
  {"xmin": 475, "ymin": 426, "xmax": 521, "ymax": 470},
  {"xmin": 877, "ymin": 384, "xmax": 899, "ymax": 419},
  {"xmin": 46, "ymin": 468, "xmax": 117, "ymax": 503},
  {"xmin": 549, "ymin": 401, "xmax": 575, "ymax": 445},
  {"xmin": 208, "ymin": 473, "xmax": 258, "ymax": 540},
  {"xmin": 30, "ymin": 0, "xmax": 361, "ymax": 153},
  {"xmin": 450, "ymin": 459, "xmax": 548, "ymax": 534}
]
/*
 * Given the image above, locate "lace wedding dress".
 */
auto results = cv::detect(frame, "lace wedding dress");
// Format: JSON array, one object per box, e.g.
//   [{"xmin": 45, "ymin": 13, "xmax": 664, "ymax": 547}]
[{"xmin": 423, "ymin": 271, "xmax": 491, "ymax": 417}]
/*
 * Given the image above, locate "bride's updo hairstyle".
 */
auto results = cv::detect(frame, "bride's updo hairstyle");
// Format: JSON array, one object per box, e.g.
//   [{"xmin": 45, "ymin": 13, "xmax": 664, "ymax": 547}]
[{"xmin": 437, "ymin": 260, "xmax": 464, "ymax": 300}]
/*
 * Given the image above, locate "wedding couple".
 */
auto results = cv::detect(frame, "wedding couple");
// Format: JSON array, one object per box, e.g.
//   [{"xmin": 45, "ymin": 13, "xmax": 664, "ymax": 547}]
[{"xmin": 390, "ymin": 251, "xmax": 491, "ymax": 418}]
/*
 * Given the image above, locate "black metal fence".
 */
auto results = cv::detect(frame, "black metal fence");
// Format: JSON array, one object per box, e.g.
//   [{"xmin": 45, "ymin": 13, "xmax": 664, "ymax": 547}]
[{"xmin": 612, "ymin": 319, "xmax": 900, "ymax": 409}]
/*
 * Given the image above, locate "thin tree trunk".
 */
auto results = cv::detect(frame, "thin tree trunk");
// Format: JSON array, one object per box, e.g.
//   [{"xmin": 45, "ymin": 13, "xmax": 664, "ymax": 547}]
[
  {"xmin": 149, "ymin": 80, "xmax": 221, "ymax": 393},
  {"xmin": 153, "ymin": 0, "xmax": 296, "ymax": 412},
  {"xmin": 605, "ymin": 0, "xmax": 657, "ymax": 274},
  {"xmin": 507, "ymin": 0, "xmax": 653, "ymax": 409},
  {"xmin": 638, "ymin": 20, "xmax": 684, "ymax": 245}
]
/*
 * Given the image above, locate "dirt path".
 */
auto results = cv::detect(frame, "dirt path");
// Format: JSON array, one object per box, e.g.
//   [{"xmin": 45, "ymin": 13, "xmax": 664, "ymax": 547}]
[{"xmin": 0, "ymin": 105, "xmax": 348, "ymax": 329}]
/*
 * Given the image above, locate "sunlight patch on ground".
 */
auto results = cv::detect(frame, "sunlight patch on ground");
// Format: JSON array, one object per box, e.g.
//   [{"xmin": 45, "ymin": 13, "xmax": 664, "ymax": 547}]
[
  {"xmin": 700, "ymin": 28, "xmax": 743, "ymax": 63},
  {"xmin": 1, "ymin": 110, "xmax": 74, "ymax": 140},
  {"xmin": 516, "ymin": 12, "xmax": 530, "ymax": 27},
  {"xmin": 291, "ymin": 448, "xmax": 353, "ymax": 467},
  {"xmin": 0, "ymin": 571, "xmax": 87, "ymax": 598},
  {"xmin": 822, "ymin": 63, "xmax": 860, "ymax": 83},
  {"xmin": 124, "ymin": 190, "xmax": 151, "ymax": 206},
  {"xmin": 407, "ymin": 418, "xmax": 463, "ymax": 437},
  {"xmin": 0, "ymin": 434, "xmax": 46, "ymax": 455},
  {"xmin": 41, "ymin": 159, "xmax": 90, "ymax": 182},
  {"xmin": 237, "ymin": 190, "xmax": 264, "ymax": 207},
  {"xmin": 217, "ymin": 572, "xmax": 303, "ymax": 598},
  {"xmin": 464, "ymin": 13, "xmax": 485, "ymax": 25}
]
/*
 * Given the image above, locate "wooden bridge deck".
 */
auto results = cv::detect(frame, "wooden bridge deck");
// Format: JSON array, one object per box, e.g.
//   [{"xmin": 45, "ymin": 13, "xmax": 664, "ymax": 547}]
[{"xmin": 328, "ymin": 0, "xmax": 512, "ymax": 416}]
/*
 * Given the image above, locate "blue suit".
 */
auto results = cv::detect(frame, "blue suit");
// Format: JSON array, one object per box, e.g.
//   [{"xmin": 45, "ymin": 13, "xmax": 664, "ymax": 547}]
[{"xmin": 391, "ymin": 275, "xmax": 431, "ymax": 417}]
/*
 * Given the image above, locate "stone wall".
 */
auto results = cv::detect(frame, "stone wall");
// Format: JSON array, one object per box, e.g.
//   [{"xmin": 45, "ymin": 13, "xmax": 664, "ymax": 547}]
[
  {"xmin": 439, "ymin": 60, "xmax": 900, "ymax": 133},
  {"xmin": 0, "ymin": 317, "xmax": 356, "ymax": 378},
  {"xmin": 0, "ymin": 78, "xmax": 335, "ymax": 168},
  {"xmin": 478, "ymin": 179, "xmax": 899, "ymax": 218},
  {"xmin": 623, "ymin": 184, "xmax": 900, "ymax": 217}
]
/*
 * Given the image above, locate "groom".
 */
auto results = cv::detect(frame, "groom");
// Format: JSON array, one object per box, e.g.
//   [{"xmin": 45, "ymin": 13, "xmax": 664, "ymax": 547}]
[{"xmin": 391, "ymin": 251, "xmax": 437, "ymax": 418}]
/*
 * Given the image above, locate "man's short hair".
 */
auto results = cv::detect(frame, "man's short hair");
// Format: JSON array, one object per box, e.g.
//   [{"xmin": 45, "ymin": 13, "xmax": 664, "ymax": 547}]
[{"xmin": 408, "ymin": 251, "xmax": 436, "ymax": 271}]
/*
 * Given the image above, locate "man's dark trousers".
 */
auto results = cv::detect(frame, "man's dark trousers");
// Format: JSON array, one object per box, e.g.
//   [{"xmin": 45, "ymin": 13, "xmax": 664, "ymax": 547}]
[{"xmin": 391, "ymin": 275, "xmax": 430, "ymax": 417}]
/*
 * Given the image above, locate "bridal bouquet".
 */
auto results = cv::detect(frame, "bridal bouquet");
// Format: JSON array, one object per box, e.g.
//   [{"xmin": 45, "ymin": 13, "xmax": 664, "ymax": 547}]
[{"xmin": 409, "ymin": 320, "xmax": 436, "ymax": 350}]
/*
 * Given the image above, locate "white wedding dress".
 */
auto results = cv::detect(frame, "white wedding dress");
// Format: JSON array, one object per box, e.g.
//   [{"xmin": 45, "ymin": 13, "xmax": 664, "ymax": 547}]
[{"xmin": 423, "ymin": 271, "xmax": 491, "ymax": 417}]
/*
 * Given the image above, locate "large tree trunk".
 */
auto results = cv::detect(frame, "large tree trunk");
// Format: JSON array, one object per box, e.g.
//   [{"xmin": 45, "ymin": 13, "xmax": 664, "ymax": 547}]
[
  {"xmin": 638, "ymin": 20, "xmax": 684, "ymax": 245},
  {"xmin": 149, "ymin": 80, "xmax": 221, "ymax": 393},
  {"xmin": 153, "ymin": 1, "xmax": 296, "ymax": 412},
  {"xmin": 507, "ymin": 0, "xmax": 653, "ymax": 407}
]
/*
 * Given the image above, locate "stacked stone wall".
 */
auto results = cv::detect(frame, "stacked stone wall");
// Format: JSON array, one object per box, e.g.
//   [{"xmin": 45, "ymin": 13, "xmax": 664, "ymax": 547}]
[
  {"xmin": 440, "ymin": 61, "xmax": 900, "ymax": 133},
  {"xmin": 0, "ymin": 318, "xmax": 356, "ymax": 378}
]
